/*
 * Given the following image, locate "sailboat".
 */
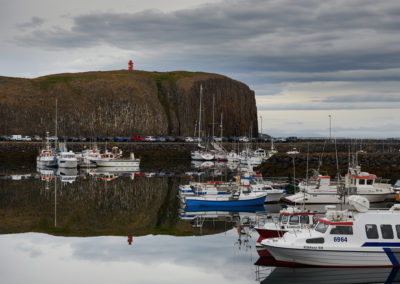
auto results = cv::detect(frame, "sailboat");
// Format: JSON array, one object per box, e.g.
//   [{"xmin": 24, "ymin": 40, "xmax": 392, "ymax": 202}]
[{"xmin": 191, "ymin": 85, "xmax": 215, "ymax": 161}]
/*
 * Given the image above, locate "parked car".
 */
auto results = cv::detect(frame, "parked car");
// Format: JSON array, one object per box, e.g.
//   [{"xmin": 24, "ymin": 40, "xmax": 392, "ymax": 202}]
[
  {"xmin": 166, "ymin": 136, "xmax": 176, "ymax": 142},
  {"xmin": 145, "ymin": 136, "xmax": 156, "ymax": 142},
  {"xmin": 132, "ymin": 136, "xmax": 146, "ymax": 142},
  {"xmin": 21, "ymin": 135, "xmax": 32, "ymax": 141},
  {"xmin": 238, "ymin": 136, "xmax": 249, "ymax": 142},
  {"xmin": 113, "ymin": 137, "xmax": 124, "ymax": 142},
  {"xmin": 175, "ymin": 136, "xmax": 185, "ymax": 142},
  {"xmin": 10, "ymin": 135, "xmax": 22, "ymax": 141},
  {"xmin": 185, "ymin": 137, "xmax": 194, "ymax": 142},
  {"xmin": 212, "ymin": 136, "xmax": 222, "ymax": 142},
  {"xmin": 156, "ymin": 136, "xmax": 166, "ymax": 142}
]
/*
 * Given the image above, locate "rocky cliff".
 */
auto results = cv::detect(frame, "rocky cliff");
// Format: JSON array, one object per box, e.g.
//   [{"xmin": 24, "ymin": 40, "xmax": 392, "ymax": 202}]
[{"xmin": 0, "ymin": 70, "xmax": 258, "ymax": 137}]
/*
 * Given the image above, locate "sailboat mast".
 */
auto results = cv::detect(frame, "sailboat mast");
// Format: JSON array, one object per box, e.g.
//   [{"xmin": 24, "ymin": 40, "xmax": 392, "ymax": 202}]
[
  {"xmin": 212, "ymin": 93, "xmax": 215, "ymax": 139},
  {"xmin": 198, "ymin": 85, "xmax": 202, "ymax": 143},
  {"xmin": 55, "ymin": 99, "xmax": 58, "ymax": 150},
  {"xmin": 220, "ymin": 113, "xmax": 223, "ymax": 143}
]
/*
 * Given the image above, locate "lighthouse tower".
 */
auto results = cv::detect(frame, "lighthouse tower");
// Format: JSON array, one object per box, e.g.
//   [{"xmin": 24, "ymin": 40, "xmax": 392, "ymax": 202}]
[{"xmin": 128, "ymin": 60, "xmax": 133, "ymax": 71}]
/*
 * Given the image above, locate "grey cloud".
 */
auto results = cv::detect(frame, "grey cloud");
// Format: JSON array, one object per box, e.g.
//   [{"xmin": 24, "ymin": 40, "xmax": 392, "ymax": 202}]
[
  {"xmin": 321, "ymin": 94, "xmax": 400, "ymax": 103},
  {"xmin": 17, "ymin": 16, "xmax": 44, "ymax": 30},
  {"xmin": 14, "ymin": 0, "xmax": 400, "ymax": 76},
  {"xmin": 258, "ymin": 104, "xmax": 400, "ymax": 111}
]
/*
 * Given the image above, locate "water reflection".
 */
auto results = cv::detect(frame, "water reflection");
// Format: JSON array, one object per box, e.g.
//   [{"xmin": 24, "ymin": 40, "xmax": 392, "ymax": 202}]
[
  {"xmin": 1, "ymin": 166, "xmax": 399, "ymax": 283},
  {"xmin": 255, "ymin": 258, "xmax": 400, "ymax": 283}
]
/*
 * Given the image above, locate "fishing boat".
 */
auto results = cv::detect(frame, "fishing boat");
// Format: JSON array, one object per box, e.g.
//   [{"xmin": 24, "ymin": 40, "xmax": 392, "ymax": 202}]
[
  {"xmin": 36, "ymin": 132, "xmax": 57, "ymax": 167},
  {"xmin": 284, "ymin": 167, "xmax": 394, "ymax": 204},
  {"xmin": 261, "ymin": 196, "xmax": 400, "ymax": 267},
  {"xmin": 255, "ymin": 207, "xmax": 315, "ymax": 244},
  {"xmin": 95, "ymin": 152, "xmax": 140, "ymax": 167},
  {"xmin": 182, "ymin": 187, "xmax": 267, "ymax": 207},
  {"xmin": 57, "ymin": 151, "xmax": 78, "ymax": 168}
]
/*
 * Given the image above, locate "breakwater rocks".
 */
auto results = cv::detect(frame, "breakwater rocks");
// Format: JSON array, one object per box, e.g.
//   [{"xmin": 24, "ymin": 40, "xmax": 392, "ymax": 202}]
[{"xmin": 0, "ymin": 70, "xmax": 257, "ymax": 137}]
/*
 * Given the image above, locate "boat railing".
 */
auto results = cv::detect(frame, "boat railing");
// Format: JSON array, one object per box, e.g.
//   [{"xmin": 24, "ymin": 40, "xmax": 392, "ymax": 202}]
[{"xmin": 254, "ymin": 212, "xmax": 278, "ymax": 228}]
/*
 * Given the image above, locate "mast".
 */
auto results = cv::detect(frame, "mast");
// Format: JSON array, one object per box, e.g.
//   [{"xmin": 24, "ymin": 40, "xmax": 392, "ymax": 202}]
[
  {"xmin": 198, "ymin": 85, "xmax": 202, "ymax": 145},
  {"xmin": 212, "ymin": 93, "xmax": 215, "ymax": 139},
  {"xmin": 220, "ymin": 113, "xmax": 223, "ymax": 144},
  {"xmin": 55, "ymin": 99, "xmax": 58, "ymax": 151}
]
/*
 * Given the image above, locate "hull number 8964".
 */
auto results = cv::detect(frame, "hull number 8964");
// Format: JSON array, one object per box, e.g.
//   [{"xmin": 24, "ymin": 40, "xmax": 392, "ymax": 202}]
[{"xmin": 333, "ymin": 237, "xmax": 348, "ymax": 242}]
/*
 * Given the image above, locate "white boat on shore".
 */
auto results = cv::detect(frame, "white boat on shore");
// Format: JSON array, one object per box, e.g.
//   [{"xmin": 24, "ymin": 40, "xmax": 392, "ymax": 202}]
[
  {"xmin": 95, "ymin": 153, "xmax": 140, "ymax": 167},
  {"xmin": 261, "ymin": 196, "xmax": 400, "ymax": 267}
]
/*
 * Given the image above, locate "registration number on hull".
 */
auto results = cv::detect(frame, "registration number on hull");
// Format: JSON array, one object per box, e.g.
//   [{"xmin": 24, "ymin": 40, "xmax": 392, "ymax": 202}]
[{"xmin": 333, "ymin": 237, "xmax": 348, "ymax": 242}]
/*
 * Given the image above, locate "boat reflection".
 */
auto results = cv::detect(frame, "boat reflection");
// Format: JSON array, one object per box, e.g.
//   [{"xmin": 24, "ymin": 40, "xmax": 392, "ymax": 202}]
[{"xmin": 255, "ymin": 260, "xmax": 400, "ymax": 284}]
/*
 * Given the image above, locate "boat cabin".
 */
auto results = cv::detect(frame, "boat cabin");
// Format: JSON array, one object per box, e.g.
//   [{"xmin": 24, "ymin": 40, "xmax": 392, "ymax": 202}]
[{"xmin": 278, "ymin": 208, "xmax": 315, "ymax": 228}]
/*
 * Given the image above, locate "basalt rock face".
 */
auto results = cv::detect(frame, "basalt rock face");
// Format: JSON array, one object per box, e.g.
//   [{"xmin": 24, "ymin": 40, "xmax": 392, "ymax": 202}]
[{"xmin": 0, "ymin": 70, "xmax": 258, "ymax": 137}]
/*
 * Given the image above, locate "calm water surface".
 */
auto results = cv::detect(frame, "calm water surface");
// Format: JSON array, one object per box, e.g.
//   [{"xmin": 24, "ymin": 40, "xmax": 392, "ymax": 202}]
[{"xmin": 0, "ymin": 166, "xmax": 399, "ymax": 283}]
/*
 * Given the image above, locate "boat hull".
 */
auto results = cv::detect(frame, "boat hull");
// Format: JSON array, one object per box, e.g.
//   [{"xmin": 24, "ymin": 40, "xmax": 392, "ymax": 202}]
[
  {"xmin": 58, "ymin": 160, "xmax": 78, "ymax": 168},
  {"xmin": 284, "ymin": 192, "xmax": 392, "ymax": 204},
  {"xmin": 185, "ymin": 195, "xmax": 266, "ymax": 207},
  {"xmin": 96, "ymin": 160, "xmax": 140, "ymax": 167},
  {"xmin": 263, "ymin": 245, "xmax": 399, "ymax": 267},
  {"xmin": 37, "ymin": 159, "xmax": 57, "ymax": 168},
  {"xmin": 256, "ymin": 228, "xmax": 287, "ymax": 242}
]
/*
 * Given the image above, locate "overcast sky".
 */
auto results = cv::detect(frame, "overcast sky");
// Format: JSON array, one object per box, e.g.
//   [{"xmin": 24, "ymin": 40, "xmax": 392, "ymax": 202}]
[{"xmin": 1, "ymin": 0, "xmax": 400, "ymax": 138}]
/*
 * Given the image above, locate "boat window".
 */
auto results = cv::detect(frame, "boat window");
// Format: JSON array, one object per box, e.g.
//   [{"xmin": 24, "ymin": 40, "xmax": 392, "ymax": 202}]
[
  {"xmin": 365, "ymin": 224, "xmax": 379, "ymax": 239},
  {"xmin": 315, "ymin": 222, "xmax": 329, "ymax": 233},
  {"xmin": 359, "ymin": 179, "xmax": 365, "ymax": 185},
  {"xmin": 289, "ymin": 215, "xmax": 299, "ymax": 224},
  {"xmin": 396, "ymin": 225, "xmax": 400, "ymax": 239},
  {"xmin": 330, "ymin": 225, "xmax": 353, "ymax": 235},
  {"xmin": 250, "ymin": 180, "xmax": 257, "ymax": 185},
  {"xmin": 306, "ymin": 237, "xmax": 324, "ymax": 244},
  {"xmin": 281, "ymin": 215, "xmax": 289, "ymax": 224},
  {"xmin": 300, "ymin": 215, "xmax": 310, "ymax": 224},
  {"xmin": 367, "ymin": 180, "xmax": 373, "ymax": 185},
  {"xmin": 381, "ymin": 225, "xmax": 394, "ymax": 239}
]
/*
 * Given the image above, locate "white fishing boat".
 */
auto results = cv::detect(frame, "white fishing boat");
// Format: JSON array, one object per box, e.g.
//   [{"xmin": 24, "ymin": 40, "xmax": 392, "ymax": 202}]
[
  {"xmin": 227, "ymin": 151, "xmax": 239, "ymax": 162},
  {"xmin": 57, "ymin": 151, "xmax": 78, "ymax": 168},
  {"xmin": 287, "ymin": 148, "xmax": 300, "ymax": 155},
  {"xmin": 240, "ymin": 175, "xmax": 286, "ymax": 203},
  {"xmin": 95, "ymin": 152, "xmax": 140, "ymax": 167},
  {"xmin": 261, "ymin": 196, "xmax": 400, "ymax": 267},
  {"xmin": 255, "ymin": 207, "xmax": 315, "ymax": 244},
  {"xmin": 77, "ymin": 145, "xmax": 102, "ymax": 167},
  {"xmin": 191, "ymin": 148, "xmax": 215, "ymax": 161},
  {"xmin": 239, "ymin": 149, "xmax": 263, "ymax": 165},
  {"xmin": 36, "ymin": 132, "xmax": 57, "ymax": 167},
  {"xmin": 182, "ymin": 187, "xmax": 268, "ymax": 207},
  {"xmin": 284, "ymin": 167, "xmax": 394, "ymax": 204}
]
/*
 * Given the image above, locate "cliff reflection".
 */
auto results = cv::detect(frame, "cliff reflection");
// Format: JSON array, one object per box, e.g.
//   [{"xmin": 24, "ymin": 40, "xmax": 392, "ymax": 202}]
[{"xmin": 0, "ymin": 169, "xmax": 264, "ymax": 238}]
